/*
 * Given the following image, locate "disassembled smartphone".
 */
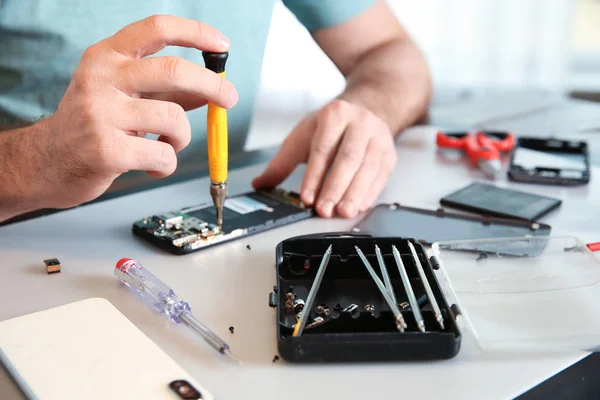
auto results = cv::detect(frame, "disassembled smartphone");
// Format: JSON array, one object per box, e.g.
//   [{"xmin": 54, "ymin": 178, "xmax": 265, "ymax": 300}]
[
  {"xmin": 508, "ymin": 137, "xmax": 590, "ymax": 186},
  {"xmin": 132, "ymin": 188, "xmax": 314, "ymax": 255}
]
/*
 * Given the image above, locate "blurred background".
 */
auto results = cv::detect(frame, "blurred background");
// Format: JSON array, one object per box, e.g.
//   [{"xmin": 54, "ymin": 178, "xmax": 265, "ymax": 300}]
[{"xmin": 245, "ymin": 0, "xmax": 600, "ymax": 150}]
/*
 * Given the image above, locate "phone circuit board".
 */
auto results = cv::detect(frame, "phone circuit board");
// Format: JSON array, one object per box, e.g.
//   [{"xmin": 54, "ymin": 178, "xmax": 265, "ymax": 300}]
[{"xmin": 132, "ymin": 188, "xmax": 314, "ymax": 254}]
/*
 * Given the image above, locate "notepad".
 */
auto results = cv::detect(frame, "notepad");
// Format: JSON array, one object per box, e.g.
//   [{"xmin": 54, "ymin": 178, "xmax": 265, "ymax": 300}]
[{"xmin": 0, "ymin": 298, "xmax": 213, "ymax": 400}]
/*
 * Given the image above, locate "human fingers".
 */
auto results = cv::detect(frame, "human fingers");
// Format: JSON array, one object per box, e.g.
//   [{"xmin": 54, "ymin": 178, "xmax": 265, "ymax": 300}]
[
  {"xmin": 118, "ymin": 56, "xmax": 237, "ymax": 108},
  {"xmin": 314, "ymin": 115, "xmax": 371, "ymax": 218},
  {"xmin": 104, "ymin": 15, "xmax": 229, "ymax": 58},
  {"xmin": 359, "ymin": 150, "xmax": 397, "ymax": 212},
  {"xmin": 116, "ymin": 97, "xmax": 192, "ymax": 152},
  {"xmin": 300, "ymin": 100, "xmax": 351, "ymax": 207},
  {"xmin": 115, "ymin": 135, "xmax": 178, "ymax": 178},
  {"xmin": 335, "ymin": 139, "xmax": 382, "ymax": 218}
]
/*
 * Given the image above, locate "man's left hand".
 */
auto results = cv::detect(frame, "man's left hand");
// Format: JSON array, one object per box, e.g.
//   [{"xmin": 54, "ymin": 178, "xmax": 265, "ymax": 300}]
[{"xmin": 252, "ymin": 99, "xmax": 397, "ymax": 218}]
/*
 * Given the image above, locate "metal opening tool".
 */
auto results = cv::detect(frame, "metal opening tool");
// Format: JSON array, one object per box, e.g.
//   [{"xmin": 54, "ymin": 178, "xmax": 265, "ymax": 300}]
[
  {"xmin": 375, "ymin": 245, "xmax": 397, "ymax": 306},
  {"xmin": 292, "ymin": 245, "xmax": 333, "ymax": 337},
  {"xmin": 407, "ymin": 242, "xmax": 445, "ymax": 330},
  {"xmin": 355, "ymin": 246, "xmax": 407, "ymax": 332},
  {"xmin": 392, "ymin": 245, "xmax": 426, "ymax": 332}
]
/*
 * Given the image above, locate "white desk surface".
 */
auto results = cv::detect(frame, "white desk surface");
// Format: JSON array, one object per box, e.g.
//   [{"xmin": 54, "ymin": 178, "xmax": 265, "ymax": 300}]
[{"xmin": 1, "ymin": 125, "xmax": 599, "ymax": 400}]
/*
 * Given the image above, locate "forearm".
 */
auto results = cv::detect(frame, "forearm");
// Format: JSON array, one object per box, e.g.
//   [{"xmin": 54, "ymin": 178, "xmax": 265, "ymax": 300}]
[
  {"xmin": 338, "ymin": 37, "xmax": 432, "ymax": 135},
  {"xmin": 0, "ymin": 121, "xmax": 48, "ymax": 221}
]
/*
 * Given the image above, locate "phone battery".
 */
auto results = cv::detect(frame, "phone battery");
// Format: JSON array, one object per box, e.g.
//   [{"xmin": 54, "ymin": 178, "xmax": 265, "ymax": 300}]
[{"xmin": 440, "ymin": 182, "xmax": 561, "ymax": 221}]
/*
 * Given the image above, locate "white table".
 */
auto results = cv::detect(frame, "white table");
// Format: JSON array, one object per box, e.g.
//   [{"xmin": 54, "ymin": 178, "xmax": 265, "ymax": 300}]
[{"xmin": 1, "ymin": 125, "xmax": 599, "ymax": 400}]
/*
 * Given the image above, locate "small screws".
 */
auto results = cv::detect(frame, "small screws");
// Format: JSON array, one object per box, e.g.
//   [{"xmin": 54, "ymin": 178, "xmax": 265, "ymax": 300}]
[
  {"xmin": 342, "ymin": 304, "xmax": 359, "ymax": 314},
  {"xmin": 476, "ymin": 252, "xmax": 488, "ymax": 262},
  {"xmin": 365, "ymin": 304, "xmax": 375, "ymax": 316},
  {"xmin": 293, "ymin": 299, "xmax": 305, "ymax": 313},
  {"xmin": 315, "ymin": 304, "xmax": 330, "ymax": 317},
  {"xmin": 246, "ymin": 244, "xmax": 251, "ymax": 250},
  {"xmin": 272, "ymin": 355, "xmax": 280, "ymax": 362},
  {"xmin": 333, "ymin": 303, "xmax": 343, "ymax": 313},
  {"xmin": 306, "ymin": 317, "xmax": 325, "ymax": 329},
  {"xmin": 284, "ymin": 299, "xmax": 295, "ymax": 311},
  {"xmin": 284, "ymin": 290, "xmax": 296, "ymax": 311},
  {"xmin": 293, "ymin": 316, "xmax": 326, "ymax": 330},
  {"xmin": 229, "ymin": 326, "xmax": 235, "ymax": 334}
]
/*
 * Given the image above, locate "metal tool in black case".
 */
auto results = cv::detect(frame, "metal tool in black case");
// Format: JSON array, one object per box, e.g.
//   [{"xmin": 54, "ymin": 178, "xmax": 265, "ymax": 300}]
[{"xmin": 270, "ymin": 233, "xmax": 462, "ymax": 363}]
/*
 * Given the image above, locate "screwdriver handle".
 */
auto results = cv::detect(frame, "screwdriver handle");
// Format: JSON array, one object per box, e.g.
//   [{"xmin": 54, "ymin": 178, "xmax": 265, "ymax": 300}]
[{"xmin": 202, "ymin": 51, "xmax": 229, "ymax": 183}]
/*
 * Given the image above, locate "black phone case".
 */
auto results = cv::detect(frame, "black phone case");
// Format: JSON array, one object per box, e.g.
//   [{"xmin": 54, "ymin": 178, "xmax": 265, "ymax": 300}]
[
  {"xmin": 508, "ymin": 137, "xmax": 590, "ymax": 186},
  {"xmin": 271, "ymin": 233, "xmax": 461, "ymax": 363}
]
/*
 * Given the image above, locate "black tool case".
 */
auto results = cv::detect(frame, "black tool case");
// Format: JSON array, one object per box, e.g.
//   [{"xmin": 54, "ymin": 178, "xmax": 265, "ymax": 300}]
[{"xmin": 270, "ymin": 233, "xmax": 461, "ymax": 363}]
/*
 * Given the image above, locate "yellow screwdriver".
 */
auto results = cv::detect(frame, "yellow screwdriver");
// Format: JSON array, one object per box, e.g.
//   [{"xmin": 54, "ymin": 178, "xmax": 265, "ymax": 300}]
[{"xmin": 202, "ymin": 51, "xmax": 229, "ymax": 231}]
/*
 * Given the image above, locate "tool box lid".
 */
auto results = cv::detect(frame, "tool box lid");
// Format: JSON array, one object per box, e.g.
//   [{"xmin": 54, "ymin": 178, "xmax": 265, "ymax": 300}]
[{"xmin": 430, "ymin": 236, "xmax": 600, "ymax": 352}]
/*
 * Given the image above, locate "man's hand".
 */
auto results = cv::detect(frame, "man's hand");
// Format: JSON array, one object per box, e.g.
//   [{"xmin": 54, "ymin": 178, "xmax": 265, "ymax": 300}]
[
  {"xmin": 27, "ymin": 15, "xmax": 237, "ymax": 210},
  {"xmin": 252, "ymin": 99, "xmax": 397, "ymax": 218}
]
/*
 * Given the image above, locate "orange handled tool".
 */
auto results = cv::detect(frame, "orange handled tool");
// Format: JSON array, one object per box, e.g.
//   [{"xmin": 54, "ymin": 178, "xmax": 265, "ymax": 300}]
[{"xmin": 436, "ymin": 130, "xmax": 515, "ymax": 179}]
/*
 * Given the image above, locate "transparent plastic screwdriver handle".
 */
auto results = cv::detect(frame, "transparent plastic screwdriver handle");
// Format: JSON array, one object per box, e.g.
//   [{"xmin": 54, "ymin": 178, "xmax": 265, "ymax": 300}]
[{"xmin": 114, "ymin": 258, "xmax": 233, "ymax": 358}]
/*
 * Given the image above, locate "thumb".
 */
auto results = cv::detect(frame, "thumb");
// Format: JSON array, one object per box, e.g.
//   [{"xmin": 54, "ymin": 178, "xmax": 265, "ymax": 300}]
[{"xmin": 252, "ymin": 120, "xmax": 312, "ymax": 189}]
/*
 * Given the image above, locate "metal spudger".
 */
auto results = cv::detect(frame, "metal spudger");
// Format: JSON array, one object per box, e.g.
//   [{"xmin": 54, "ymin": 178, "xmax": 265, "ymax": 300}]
[
  {"xmin": 355, "ymin": 246, "xmax": 407, "ymax": 332},
  {"xmin": 292, "ymin": 245, "xmax": 333, "ymax": 337},
  {"xmin": 375, "ymin": 245, "xmax": 397, "ymax": 305},
  {"xmin": 392, "ymin": 245, "xmax": 426, "ymax": 333},
  {"xmin": 407, "ymin": 242, "xmax": 445, "ymax": 330}
]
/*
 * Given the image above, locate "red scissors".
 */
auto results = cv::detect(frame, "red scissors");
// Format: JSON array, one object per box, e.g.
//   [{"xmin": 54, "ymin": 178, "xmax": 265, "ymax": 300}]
[{"xmin": 436, "ymin": 130, "xmax": 515, "ymax": 179}]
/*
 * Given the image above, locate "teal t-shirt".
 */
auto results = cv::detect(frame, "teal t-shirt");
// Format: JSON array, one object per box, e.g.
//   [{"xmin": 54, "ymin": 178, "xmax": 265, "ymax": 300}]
[{"xmin": 0, "ymin": 0, "xmax": 375, "ymax": 166}]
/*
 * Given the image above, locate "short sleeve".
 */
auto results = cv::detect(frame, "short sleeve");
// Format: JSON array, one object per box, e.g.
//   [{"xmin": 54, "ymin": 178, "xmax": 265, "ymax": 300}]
[{"xmin": 282, "ymin": 0, "xmax": 377, "ymax": 32}]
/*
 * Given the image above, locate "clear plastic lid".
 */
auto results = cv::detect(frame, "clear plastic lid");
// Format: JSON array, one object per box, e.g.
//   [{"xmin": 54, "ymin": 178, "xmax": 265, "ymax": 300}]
[{"xmin": 431, "ymin": 236, "xmax": 600, "ymax": 353}]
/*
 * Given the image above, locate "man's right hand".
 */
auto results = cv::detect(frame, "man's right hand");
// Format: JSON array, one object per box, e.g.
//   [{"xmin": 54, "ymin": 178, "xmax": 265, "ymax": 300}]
[{"xmin": 32, "ymin": 15, "xmax": 238, "ymax": 210}]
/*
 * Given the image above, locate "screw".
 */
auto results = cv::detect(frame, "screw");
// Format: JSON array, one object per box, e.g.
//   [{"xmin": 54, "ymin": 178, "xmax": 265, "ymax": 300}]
[
  {"xmin": 315, "ymin": 304, "xmax": 330, "ymax": 317},
  {"xmin": 293, "ymin": 299, "xmax": 305, "ymax": 313},
  {"xmin": 229, "ymin": 326, "xmax": 235, "ymax": 334},
  {"xmin": 286, "ymin": 292, "xmax": 295, "ymax": 301},
  {"xmin": 306, "ymin": 317, "xmax": 325, "ymax": 329},
  {"xmin": 285, "ymin": 299, "xmax": 294, "ymax": 311},
  {"xmin": 333, "ymin": 303, "xmax": 343, "ymax": 313},
  {"xmin": 272, "ymin": 355, "xmax": 280, "ymax": 362},
  {"xmin": 246, "ymin": 244, "xmax": 251, "ymax": 250},
  {"xmin": 365, "ymin": 304, "xmax": 375, "ymax": 316},
  {"xmin": 342, "ymin": 304, "xmax": 358, "ymax": 313}
]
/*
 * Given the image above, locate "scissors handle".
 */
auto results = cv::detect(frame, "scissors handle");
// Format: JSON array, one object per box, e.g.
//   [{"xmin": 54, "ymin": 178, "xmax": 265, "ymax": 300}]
[
  {"xmin": 476, "ymin": 130, "xmax": 515, "ymax": 152},
  {"xmin": 437, "ymin": 131, "xmax": 498, "ymax": 165},
  {"xmin": 465, "ymin": 134, "xmax": 499, "ymax": 164},
  {"xmin": 436, "ymin": 131, "xmax": 471, "ymax": 149}
]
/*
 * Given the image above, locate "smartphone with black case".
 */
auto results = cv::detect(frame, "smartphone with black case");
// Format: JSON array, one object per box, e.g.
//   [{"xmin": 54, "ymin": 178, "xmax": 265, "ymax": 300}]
[{"xmin": 132, "ymin": 188, "xmax": 314, "ymax": 255}]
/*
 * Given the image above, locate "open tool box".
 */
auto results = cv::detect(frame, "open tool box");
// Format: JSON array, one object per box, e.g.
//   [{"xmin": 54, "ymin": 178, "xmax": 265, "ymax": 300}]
[
  {"xmin": 271, "ymin": 234, "xmax": 600, "ymax": 363},
  {"xmin": 271, "ymin": 233, "xmax": 461, "ymax": 362}
]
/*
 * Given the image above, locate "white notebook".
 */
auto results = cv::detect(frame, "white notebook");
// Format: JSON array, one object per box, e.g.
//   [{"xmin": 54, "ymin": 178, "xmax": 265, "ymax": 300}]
[{"xmin": 0, "ymin": 298, "xmax": 213, "ymax": 400}]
